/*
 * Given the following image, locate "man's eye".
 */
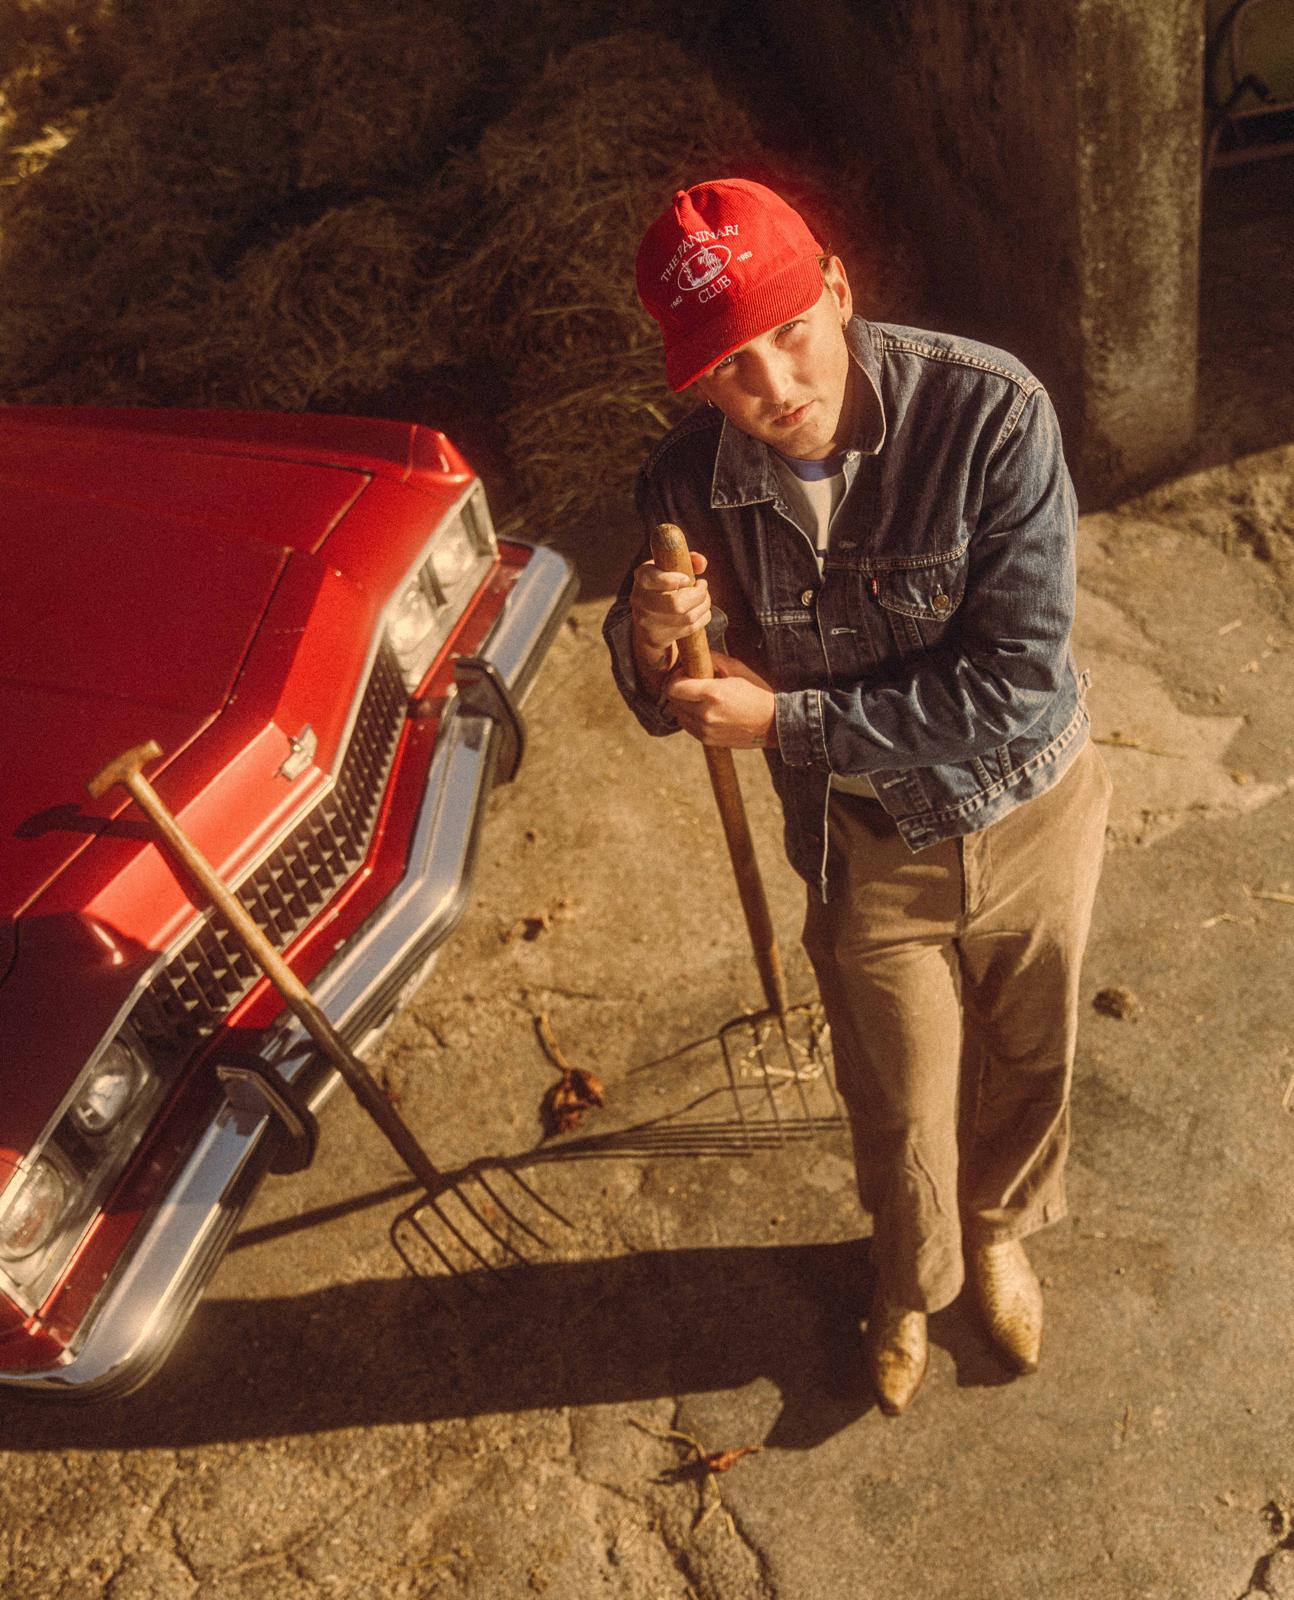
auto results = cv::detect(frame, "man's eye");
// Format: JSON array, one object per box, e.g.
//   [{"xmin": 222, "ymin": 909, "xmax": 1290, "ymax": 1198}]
[
  {"xmin": 713, "ymin": 353, "xmax": 736, "ymax": 372},
  {"xmin": 776, "ymin": 320, "xmax": 803, "ymax": 339}
]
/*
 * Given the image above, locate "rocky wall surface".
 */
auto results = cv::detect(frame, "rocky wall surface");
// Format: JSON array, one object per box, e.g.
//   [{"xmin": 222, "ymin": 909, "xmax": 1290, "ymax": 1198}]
[{"xmin": 762, "ymin": 0, "xmax": 1203, "ymax": 504}]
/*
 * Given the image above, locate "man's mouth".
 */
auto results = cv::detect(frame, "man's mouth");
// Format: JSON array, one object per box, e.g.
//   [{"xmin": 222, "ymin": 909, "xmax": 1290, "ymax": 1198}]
[{"xmin": 771, "ymin": 402, "xmax": 813, "ymax": 429}]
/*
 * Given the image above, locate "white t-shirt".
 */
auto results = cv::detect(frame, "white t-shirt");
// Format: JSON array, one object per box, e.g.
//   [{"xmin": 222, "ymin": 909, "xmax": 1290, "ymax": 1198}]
[{"xmin": 771, "ymin": 448, "xmax": 876, "ymax": 801}]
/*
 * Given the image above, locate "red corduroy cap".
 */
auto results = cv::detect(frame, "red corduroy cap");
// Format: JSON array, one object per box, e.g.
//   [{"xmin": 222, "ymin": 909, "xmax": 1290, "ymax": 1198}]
[{"xmin": 635, "ymin": 178, "xmax": 825, "ymax": 392}]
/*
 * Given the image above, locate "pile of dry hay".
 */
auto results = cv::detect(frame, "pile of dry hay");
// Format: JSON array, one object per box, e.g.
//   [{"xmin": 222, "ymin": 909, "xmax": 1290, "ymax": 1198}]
[
  {"xmin": 0, "ymin": 9, "xmax": 901, "ymax": 540},
  {"xmin": 0, "ymin": 0, "xmax": 479, "ymax": 405},
  {"xmin": 0, "ymin": 0, "xmax": 129, "ymax": 185},
  {"xmin": 421, "ymin": 30, "xmax": 896, "ymax": 537}
]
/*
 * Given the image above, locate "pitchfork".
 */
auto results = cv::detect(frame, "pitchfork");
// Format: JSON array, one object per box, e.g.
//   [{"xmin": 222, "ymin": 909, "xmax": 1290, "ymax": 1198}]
[
  {"xmin": 650, "ymin": 522, "xmax": 844, "ymax": 1146},
  {"xmin": 89, "ymin": 740, "xmax": 568, "ymax": 1297}
]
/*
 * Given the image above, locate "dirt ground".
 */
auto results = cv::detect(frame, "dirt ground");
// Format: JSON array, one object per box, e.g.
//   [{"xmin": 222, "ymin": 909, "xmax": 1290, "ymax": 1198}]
[{"xmin": 3, "ymin": 166, "xmax": 1293, "ymax": 1600}]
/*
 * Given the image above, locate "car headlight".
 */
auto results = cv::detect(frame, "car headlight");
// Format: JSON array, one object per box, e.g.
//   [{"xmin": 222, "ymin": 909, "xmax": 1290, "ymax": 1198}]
[
  {"xmin": 0, "ymin": 1157, "xmax": 68, "ymax": 1261},
  {"xmin": 389, "ymin": 576, "xmax": 439, "ymax": 683},
  {"xmin": 0, "ymin": 1026, "xmax": 162, "ymax": 1310},
  {"xmin": 429, "ymin": 518, "xmax": 484, "ymax": 598},
  {"xmin": 386, "ymin": 486, "xmax": 498, "ymax": 691},
  {"xmin": 69, "ymin": 1036, "xmax": 145, "ymax": 1136}
]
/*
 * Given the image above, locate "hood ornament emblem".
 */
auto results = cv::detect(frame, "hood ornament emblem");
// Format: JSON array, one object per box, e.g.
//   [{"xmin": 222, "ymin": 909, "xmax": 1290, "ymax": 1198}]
[{"xmin": 278, "ymin": 724, "xmax": 317, "ymax": 781}]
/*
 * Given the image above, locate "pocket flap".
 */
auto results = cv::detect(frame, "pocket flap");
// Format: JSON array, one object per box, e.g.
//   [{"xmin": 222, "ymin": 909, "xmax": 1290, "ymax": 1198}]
[{"xmin": 872, "ymin": 555, "xmax": 966, "ymax": 622}]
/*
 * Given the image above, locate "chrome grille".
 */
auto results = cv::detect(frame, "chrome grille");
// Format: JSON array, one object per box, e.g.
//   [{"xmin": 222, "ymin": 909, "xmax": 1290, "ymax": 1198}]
[{"xmin": 140, "ymin": 639, "xmax": 408, "ymax": 1042}]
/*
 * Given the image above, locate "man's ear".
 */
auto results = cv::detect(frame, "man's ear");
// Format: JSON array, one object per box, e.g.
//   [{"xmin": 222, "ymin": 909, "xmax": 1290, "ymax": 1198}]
[{"xmin": 823, "ymin": 255, "xmax": 853, "ymax": 324}]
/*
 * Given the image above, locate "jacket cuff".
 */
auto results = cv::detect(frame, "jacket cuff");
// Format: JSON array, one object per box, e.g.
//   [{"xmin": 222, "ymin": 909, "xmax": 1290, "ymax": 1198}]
[
  {"xmin": 775, "ymin": 689, "xmax": 828, "ymax": 768},
  {"xmin": 603, "ymin": 607, "xmax": 682, "ymax": 736}
]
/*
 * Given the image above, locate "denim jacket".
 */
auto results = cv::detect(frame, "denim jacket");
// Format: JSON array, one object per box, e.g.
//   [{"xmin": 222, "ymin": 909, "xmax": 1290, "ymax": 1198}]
[{"xmin": 603, "ymin": 317, "xmax": 1091, "ymax": 896}]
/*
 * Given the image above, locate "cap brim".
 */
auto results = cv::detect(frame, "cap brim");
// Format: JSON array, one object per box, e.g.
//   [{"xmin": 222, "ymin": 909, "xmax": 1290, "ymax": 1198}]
[{"xmin": 664, "ymin": 255, "xmax": 826, "ymax": 392}]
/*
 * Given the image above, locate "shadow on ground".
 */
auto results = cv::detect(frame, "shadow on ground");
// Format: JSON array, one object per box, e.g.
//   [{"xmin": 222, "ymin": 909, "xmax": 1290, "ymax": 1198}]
[{"xmin": 1, "ymin": 1233, "xmax": 1019, "ymax": 1454}]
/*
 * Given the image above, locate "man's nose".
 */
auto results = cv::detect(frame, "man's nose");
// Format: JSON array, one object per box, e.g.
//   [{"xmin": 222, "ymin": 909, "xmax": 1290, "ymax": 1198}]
[{"xmin": 744, "ymin": 349, "xmax": 793, "ymax": 405}]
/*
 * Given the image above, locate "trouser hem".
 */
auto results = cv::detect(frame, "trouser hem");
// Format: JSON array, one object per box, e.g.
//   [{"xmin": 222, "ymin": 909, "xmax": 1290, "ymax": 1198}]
[{"xmin": 964, "ymin": 1199, "xmax": 1068, "ymax": 1249}]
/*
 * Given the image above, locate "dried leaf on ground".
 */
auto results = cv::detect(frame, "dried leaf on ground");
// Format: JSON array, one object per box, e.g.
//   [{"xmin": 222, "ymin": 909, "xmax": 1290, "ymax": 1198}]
[
  {"xmin": 701, "ymin": 1445, "xmax": 762, "ymax": 1474},
  {"xmin": 1093, "ymin": 986, "xmax": 1140, "ymax": 1020},
  {"xmin": 629, "ymin": 1416, "xmax": 762, "ymax": 1535},
  {"xmin": 536, "ymin": 1012, "xmax": 605, "ymax": 1135},
  {"xmin": 543, "ymin": 1065, "xmax": 606, "ymax": 1136}
]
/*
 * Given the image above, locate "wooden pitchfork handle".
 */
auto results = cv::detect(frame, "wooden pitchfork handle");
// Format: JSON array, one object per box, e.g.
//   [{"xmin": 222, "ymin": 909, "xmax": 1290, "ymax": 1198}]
[
  {"xmin": 88, "ymin": 740, "xmax": 446, "ymax": 1194},
  {"xmin": 650, "ymin": 522, "xmax": 789, "ymax": 1021}
]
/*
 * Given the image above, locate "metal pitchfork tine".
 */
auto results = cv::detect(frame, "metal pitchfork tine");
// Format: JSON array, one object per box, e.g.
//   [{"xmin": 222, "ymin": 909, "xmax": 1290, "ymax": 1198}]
[
  {"xmin": 718, "ymin": 999, "xmax": 843, "ymax": 1148},
  {"xmin": 89, "ymin": 739, "xmax": 568, "ymax": 1299},
  {"xmin": 391, "ymin": 1160, "xmax": 572, "ymax": 1305},
  {"xmin": 650, "ymin": 523, "xmax": 845, "ymax": 1148}
]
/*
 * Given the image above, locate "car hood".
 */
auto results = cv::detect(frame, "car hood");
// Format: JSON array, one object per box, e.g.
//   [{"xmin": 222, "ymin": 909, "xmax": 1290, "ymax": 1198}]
[{"xmin": 1, "ymin": 468, "xmax": 364, "ymax": 923}]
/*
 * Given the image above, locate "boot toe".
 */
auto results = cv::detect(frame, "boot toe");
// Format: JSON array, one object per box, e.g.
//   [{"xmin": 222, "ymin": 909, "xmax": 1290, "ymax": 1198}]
[
  {"xmin": 867, "ymin": 1303, "xmax": 929, "ymax": 1414},
  {"xmin": 972, "ymin": 1239, "xmax": 1044, "ymax": 1373}
]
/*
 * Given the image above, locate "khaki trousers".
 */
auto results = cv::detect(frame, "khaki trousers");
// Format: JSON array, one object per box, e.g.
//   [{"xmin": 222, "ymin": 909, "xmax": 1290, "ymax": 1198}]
[{"xmin": 803, "ymin": 740, "xmax": 1112, "ymax": 1312}]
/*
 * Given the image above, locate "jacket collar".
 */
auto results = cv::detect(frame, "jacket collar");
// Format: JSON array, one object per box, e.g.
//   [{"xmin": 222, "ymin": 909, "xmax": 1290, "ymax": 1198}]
[{"xmin": 710, "ymin": 316, "xmax": 887, "ymax": 510}]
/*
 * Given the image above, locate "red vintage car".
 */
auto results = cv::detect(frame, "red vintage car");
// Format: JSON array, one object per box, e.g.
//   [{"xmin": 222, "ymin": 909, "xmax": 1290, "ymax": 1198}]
[{"xmin": 0, "ymin": 406, "xmax": 576, "ymax": 1396}]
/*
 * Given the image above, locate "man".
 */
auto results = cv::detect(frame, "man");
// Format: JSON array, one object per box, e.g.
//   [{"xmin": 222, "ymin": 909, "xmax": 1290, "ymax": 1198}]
[{"xmin": 603, "ymin": 178, "xmax": 1110, "ymax": 1415}]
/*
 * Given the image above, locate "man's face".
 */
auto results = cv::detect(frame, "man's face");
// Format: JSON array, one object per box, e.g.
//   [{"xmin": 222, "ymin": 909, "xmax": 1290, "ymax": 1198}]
[{"xmin": 692, "ymin": 257, "xmax": 855, "ymax": 460}]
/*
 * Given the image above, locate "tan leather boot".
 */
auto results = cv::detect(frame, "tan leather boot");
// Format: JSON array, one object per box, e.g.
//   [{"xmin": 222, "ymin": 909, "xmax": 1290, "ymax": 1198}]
[
  {"xmin": 866, "ymin": 1301, "xmax": 929, "ymax": 1415},
  {"xmin": 971, "ymin": 1239, "xmax": 1043, "ymax": 1373}
]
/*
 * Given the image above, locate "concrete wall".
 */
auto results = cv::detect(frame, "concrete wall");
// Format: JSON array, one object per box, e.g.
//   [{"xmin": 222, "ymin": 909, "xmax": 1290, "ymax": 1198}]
[{"xmin": 761, "ymin": 0, "xmax": 1204, "ymax": 505}]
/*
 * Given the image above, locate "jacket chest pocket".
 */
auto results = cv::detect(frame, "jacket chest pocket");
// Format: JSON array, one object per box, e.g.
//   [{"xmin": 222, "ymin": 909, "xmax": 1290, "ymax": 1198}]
[{"xmin": 864, "ymin": 545, "xmax": 968, "ymax": 659}]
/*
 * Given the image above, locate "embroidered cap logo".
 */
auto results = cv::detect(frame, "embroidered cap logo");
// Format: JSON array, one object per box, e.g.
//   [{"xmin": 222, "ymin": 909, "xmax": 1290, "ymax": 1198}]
[{"xmin": 678, "ymin": 244, "xmax": 732, "ymax": 292}]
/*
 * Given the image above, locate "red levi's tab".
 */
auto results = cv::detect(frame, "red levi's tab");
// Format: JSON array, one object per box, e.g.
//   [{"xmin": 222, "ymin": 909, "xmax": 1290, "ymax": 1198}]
[{"xmin": 635, "ymin": 178, "xmax": 825, "ymax": 392}]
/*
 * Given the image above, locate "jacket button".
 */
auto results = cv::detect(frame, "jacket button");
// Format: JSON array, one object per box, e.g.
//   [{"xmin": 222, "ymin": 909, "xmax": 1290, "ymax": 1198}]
[
  {"xmin": 932, "ymin": 592, "xmax": 951, "ymax": 613},
  {"xmin": 800, "ymin": 588, "xmax": 815, "ymax": 607}
]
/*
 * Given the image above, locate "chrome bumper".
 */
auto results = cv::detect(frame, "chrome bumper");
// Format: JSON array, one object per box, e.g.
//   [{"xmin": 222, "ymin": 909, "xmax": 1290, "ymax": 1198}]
[{"xmin": 2, "ymin": 543, "xmax": 576, "ymax": 1397}]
